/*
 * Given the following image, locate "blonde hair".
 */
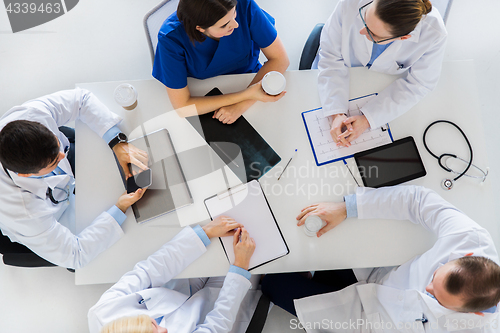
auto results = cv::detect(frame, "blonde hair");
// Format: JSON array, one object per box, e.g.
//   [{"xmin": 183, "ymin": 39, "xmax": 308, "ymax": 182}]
[{"xmin": 101, "ymin": 314, "xmax": 153, "ymax": 333}]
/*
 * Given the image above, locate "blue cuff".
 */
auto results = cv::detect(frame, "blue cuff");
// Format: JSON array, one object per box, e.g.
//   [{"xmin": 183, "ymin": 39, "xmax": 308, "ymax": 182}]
[
  {"xmin": 103, "ymin": 125, "xmax": 122, "ymax": 144},
  {"xmin": 107, "ymin": 205, "xmax": 127, "ymax": 226},
  {"xmin": 193, "ymin": 225, "xmax": 211, "ymax": 247},
  {"xmin": 229, "ymin": 265, "xmax": 251, "ymax": 280},
  {"xmin": 344, "ymin": 194, "xmax": 358, "ymax": 218}
]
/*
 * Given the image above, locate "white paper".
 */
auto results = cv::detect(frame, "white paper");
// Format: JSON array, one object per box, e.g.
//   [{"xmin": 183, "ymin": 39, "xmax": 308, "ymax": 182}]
[
  {"xmin": 303, "ymin": 95, "xmax": 392, "ymax": 165},
  {"xmin": 205, "ymin": 180, "xmax": 288, "ymax": 270}
]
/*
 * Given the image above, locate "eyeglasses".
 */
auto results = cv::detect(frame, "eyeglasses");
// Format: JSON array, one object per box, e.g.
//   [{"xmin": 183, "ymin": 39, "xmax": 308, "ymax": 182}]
[{"xmin": 359, "ymin": 1, "xmax": 406, "ymax": 44}]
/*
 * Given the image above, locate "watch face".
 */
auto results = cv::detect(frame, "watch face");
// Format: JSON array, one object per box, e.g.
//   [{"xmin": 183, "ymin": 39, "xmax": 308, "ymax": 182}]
[{"xmin": 118, "ymin": 133, "xmax": 127, "ymax": 142}]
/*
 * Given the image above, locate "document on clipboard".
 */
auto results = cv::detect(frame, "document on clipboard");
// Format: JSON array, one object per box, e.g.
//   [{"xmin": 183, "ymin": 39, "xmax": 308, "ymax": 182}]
[
  {"xmin": 204, "ymin": 180, "xmax": 289, "ymax": 271},
  {"xmin": 302, "ymin": 93, "xmax": 394, "ymax": 166}
]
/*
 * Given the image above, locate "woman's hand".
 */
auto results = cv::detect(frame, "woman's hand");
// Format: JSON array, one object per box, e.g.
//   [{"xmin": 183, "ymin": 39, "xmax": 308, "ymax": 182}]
[
  {"xmin": 233, "ymin": 227, "xmax": 256, "ymax": 270},
  {"xmin": 296, "ymin": 202, "xmax": 347, "ymax": 237},
  {"xmin": 213, "ymin": 99, "xmax": 254, "ymax": 124},
  {"xmin": 336, "ymin": 115, "xmax": 370, "ymax": 147},
  {"xmin": 202, "ymin": 216, "xmax": 243, "ymax": 239},
  {"xmin": 245, "ymin": 81, "xmax": 286, "ymax": 103}
]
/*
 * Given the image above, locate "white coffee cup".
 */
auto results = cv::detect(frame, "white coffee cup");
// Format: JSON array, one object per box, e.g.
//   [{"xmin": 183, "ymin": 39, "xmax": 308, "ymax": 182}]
[
  {"xmin": 114, "ymin": 84, "xmax": 138, "ymax": 111},
  {"xmin": 262, "ymin": 71, "xmax": 286, "ymax": 95},
  {"xmin": 304, "ymin": 215, "xmax": 326, "ymax": 237}
]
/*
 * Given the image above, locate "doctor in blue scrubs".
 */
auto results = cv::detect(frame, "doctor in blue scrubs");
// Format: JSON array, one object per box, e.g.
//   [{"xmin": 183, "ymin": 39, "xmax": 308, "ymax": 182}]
[{"xmin": 153, "ymin": 0, "xmax": 289, "ymax": 124}]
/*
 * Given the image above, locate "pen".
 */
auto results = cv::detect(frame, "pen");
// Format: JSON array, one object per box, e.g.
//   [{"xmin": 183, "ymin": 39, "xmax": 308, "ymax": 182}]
[
  {"xmin": 277, "ymin": 149, "xmax": 297, "ymax": 181},
  {"xmin": 212, "ymin": 142, "xmax": 239, "ymax": 168},
  {"xmin": 139, "ymin": 297, "xmax": 151, "ymax": 304},
  {"xmin": 343, "ymin": 159, "xmax": 360, "ymax": 187},
  {"xmin": 415, "ymin": 314, "xmax": 428, "ymax": 324}
]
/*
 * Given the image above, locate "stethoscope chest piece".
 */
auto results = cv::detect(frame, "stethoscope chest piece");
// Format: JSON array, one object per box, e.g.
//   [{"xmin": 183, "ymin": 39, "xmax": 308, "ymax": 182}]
[{"xmin": 441, "ymin": 178, "xmax": 454, "ymax": 191}]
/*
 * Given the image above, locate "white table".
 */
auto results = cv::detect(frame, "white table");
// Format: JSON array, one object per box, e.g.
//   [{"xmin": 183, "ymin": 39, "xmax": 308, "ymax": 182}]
[{"xmin": 75, "ymin": 60, "xmax": 498, "ymax": 285}]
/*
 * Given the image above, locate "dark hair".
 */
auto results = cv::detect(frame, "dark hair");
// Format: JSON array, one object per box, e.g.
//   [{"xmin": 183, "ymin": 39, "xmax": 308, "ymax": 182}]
[
  {"xmin": 375, "ymin": 0, "xmax": 432, "ymax": 37},
  {"xmin": 177, "ymin": 0, "xmax": 237, "ymax": 43},
  {"xmin": 0, "ymin": 120, "xmax": 60, "ymax": 174},
  {"xmin": 445, "ymin": 256, "xmax": 500, "ymax": 312}
]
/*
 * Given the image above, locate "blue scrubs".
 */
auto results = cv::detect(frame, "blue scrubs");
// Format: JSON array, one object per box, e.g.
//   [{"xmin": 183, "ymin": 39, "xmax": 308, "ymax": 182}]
[{"xmin": 152, "ymin": 0, "xmax": 277, "ymax": 89}]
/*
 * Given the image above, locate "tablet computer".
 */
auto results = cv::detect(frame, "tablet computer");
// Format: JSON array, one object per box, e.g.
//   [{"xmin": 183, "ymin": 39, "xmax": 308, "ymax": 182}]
[{"xmin": 354, "ymin": 136, "xmax": 426, "ymax": 188}]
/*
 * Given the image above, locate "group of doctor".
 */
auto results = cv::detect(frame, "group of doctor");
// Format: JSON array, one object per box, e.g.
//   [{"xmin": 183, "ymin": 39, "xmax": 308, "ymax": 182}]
[{"xmin": 0, "ymin": 0, "xmax": 499, "ymax": 332}]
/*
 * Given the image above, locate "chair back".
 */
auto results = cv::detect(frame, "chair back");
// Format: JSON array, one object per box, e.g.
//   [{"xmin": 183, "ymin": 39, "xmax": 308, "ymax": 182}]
[
  {"xmin": 432, "ymin": 0, "xmax": 453, "ymax": 24},
  {"xmin": 144, "ymin": 0, "xmax": 180, "ymax": 65},
  {"xmin": 0, "ymin": 232, "xmax": 55, "ymax": 267}
]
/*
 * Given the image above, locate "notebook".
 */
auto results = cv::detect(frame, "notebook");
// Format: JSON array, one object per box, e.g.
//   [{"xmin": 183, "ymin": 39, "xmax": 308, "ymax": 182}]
[{"xmin": 204, "ymin": 180, "xmax": 289, "ymax": 270}]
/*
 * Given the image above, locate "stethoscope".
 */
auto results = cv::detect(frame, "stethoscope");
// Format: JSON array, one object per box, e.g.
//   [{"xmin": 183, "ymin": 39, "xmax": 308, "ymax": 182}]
[{"xmin": 423, "ymin": 120, "xmax": 489, "ymax": 190}]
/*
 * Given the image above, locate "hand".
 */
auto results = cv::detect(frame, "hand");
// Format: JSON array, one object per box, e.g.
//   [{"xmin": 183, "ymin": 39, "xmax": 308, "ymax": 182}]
[
  {"xmin": 245, "ymin": 81, "xmax": 286, "ymax": 103},
  {"xmin": 113, "ymin": 143, "xmax": 149, "ymax": 179},
  {"xmin": 336, "ymin": 115, "xmax": 370, "ymax": 146},
  {"xmin": 213, "ymin": 100, "xmax": 253, "ymax": 124},
  {"xmin": 296, "ymin": 202, "xmax": 347, "ymax": 237},
  {"xmin": 202, "ymin": 216, "xmax": 243, "ymax": 239},
  {"xmin": 330, "ymin": 113, "xmax": 351, "ymax": 147},
  {"xmin": 233, "ymin": 227, "xmax": 255, "ymax": 270},
  {"xmin": 116, "ymin": 188, "xmax": 147, "ymax": 213}
]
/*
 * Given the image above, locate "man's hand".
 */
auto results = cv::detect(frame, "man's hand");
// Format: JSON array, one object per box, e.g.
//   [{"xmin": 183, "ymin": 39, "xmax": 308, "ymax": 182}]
[
  {"xmin": 202, "ymin": 216, "xmax": 243, "ymax": 239},
  {"xmin": 213, "ymin": 99, "xmax": 254, "ymax": 124},
  {"xmin": 233, "ymin": 227, "xmax": 255, "ymax": 270},
  {"xmin": 336, "ymin": 115, "xmax": 370, "ymax": 147},
  {"xmin": 116, "ymin": 188, "xmax": 147, "ymax": 213},
  {"xmin": 296, "ymin": 202, "xmax": 347, "ymax": 237},
  {"xmin": 113, "ymin": 143, "xmax": 149, "ymax": 179},
  {"xmin": 245, "ymin": 81, "xmax": 286, "ymax": 103},
  {"xmin": 330, "ymin": 113, "xmax": 351, "ymax": 147}
]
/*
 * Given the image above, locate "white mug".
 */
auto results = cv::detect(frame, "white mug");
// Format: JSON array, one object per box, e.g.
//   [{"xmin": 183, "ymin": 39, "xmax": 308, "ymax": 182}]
[
  {"xmin": 114, "ymin": 84, "xmax": 138, "ymax": 111},
  {"xmin": 304, "ymin": 215, "xmax": 326, "ymax": 237},
  {"xmin": 262, "ymin": 71, "xmax": 286, "ymax": 95}
]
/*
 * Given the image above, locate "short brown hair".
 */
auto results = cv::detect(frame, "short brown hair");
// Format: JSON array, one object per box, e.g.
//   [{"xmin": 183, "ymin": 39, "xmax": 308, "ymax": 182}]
[
  {"xmin": 177, "ymin": 0, "xmax": 237, "ymax": 43},
  {"xmin": 0, "ymin": 120, "xmax": 60, "ymax": 174},
  {"xmin": 445, "ymin": 256, "xmax": 500, "ymax": 312},
  {"xmin": 375, "ymin": 0, "xmax": 432, "ymax": 37}
]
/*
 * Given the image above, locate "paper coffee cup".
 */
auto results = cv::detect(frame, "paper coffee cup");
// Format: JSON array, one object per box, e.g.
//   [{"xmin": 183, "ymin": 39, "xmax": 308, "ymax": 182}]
[
  {"xmin": 304, "ymin": 215, "xmax": 326, "ymax": 237},
  {"xmin": 114, "ymin": 84, "xmax": 138, "ymax": 111},
  {"xmin": 262, "ymin": 71, "xmax": 286, "ymax": 95}
]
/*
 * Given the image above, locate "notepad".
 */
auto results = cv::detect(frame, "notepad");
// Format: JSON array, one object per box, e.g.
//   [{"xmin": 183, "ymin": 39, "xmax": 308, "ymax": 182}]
[
  {"xmin": 204, "ymin": 180, "xmax": 289, "ymax": 270},
  {"xmin": 302, "ymin": 94, "xmax": 393, "ymax": 166}
]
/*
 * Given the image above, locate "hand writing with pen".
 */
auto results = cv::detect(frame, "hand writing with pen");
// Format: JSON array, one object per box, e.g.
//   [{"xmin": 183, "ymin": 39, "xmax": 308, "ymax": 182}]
[{"xmin": 330, "ymin": 114, "xmax": 370, "ymax": 147}]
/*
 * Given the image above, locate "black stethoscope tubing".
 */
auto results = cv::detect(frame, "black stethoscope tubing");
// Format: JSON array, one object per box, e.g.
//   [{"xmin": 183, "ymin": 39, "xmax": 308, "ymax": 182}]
[{"xmin": 422, "ymin": 120, "xmax": 473, "ymax": 182}]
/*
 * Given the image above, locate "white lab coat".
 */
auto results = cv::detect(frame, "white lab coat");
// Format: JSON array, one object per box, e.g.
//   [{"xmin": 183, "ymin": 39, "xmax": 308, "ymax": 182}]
[
  {"xmin": 88, "ymin": 227, "xmax": 261, "ymax": 333},
  {"xmin": 0, "ymin": 89, "xmax": 124, "ymax": 269},
  {"xmin": 294, "ymin": 186, "xmax": 500, "ymax": 333},
  {"xmin": 318, "ymin": 0, "xmax": 447, "ymax": 128}
]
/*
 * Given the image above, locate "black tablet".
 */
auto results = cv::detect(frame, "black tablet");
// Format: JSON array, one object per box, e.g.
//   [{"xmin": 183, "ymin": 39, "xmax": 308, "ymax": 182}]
[{"xmin": 354, "ymin": 136, "xmax": 426, "ymax": 188}]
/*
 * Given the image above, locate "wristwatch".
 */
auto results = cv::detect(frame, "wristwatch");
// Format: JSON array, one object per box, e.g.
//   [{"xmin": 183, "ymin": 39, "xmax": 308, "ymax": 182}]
[{"xmin": 108, "ymin": 132, "xmax": 128, "ymax": 149}]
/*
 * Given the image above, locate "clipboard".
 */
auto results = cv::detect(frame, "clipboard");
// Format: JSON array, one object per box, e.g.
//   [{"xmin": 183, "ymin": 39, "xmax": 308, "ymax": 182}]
[
  {"xmin": 186, "ymin": 88, "xmax": 281, "ymax": 183},
  {"xmin": 302, "ymin": 93, "xmax": 394, "ymax": 166},
  {"xmin": 204, "ymin": 180, "xmax": 289, "ymax": 271}
]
